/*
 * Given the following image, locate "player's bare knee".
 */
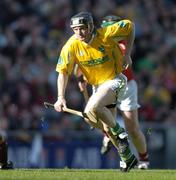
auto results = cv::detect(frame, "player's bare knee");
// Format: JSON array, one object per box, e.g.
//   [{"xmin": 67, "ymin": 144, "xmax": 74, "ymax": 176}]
[
  {"xmin": 85, "ymin": 104, "xmax": 99, "ymax": 114},
  {"xmin": 91, "ymin": 104, "xmax": 104, "ymax": 116}
]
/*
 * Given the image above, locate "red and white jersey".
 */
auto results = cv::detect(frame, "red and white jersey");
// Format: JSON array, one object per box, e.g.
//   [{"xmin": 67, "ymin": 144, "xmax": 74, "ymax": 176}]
[{"xmin": 119, "ymin": 41, "xmax": 135, "ymax": 82}]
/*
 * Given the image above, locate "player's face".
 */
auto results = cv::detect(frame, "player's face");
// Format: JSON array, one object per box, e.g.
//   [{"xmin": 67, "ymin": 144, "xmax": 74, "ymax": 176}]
[{"xmin": 72, "ymin": 25, "xmax": 91, "ymax": 42}]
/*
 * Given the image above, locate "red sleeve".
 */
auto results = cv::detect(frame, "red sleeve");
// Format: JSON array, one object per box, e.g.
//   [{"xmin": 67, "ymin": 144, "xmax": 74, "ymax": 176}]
[{"xmin": 118, "ymin": 41, "xmax": 135, "ymax": 81}]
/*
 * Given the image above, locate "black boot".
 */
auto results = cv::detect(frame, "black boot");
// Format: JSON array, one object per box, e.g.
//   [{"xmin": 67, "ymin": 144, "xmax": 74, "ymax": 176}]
[
  {"xmin": 0, "ymin": 161, "xmax": 14, "ymax": 169},
  {"xmin": 0, "ymin": 138, "xmax": 14, "ymax": 170}
]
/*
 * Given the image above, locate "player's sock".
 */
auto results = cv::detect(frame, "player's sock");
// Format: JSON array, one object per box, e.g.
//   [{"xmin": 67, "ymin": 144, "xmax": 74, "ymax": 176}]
[
  {"xmin": 110, "ymin": 123, "xmax": 124, "ymax": 136},
  {"xmin": 117, "ymin": 131, "xmax": 138, "ymax": 171},
  {"xmin": 111, "ymin": 124, "xmax": 134, "ymax": 162},
  {"xmin": 138, "ymin": 161, "xmax": 149, "ymax": 169},
  {"xmin": 138, "ymin": 152, "xmax": 149, "ymax": 169},
  {"xmin": 118, "ymin": 138, "xmax": 133, "ymax": 162},
  {"xmin": 138, "ymin": 152, "xmax": 149, "ymax": 162}
]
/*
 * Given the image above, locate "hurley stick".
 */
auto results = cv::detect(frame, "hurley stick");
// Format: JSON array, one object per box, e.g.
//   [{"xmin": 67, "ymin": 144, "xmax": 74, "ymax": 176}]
[{"xmin": 44, "ymin": 102, "xmax": 88, "ymax": 119}]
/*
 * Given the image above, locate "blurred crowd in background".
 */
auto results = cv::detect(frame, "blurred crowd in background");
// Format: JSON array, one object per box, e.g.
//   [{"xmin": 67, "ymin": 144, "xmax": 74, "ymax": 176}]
[{"xmin": 0, "ymin": 0, "xmax": 176, "ymax": 138}]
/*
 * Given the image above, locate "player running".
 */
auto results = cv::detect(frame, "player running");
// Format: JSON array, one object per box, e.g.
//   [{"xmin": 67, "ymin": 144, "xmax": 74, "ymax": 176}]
[
  {"xmin": 99, "ymin": 15, "xmax": 149, "ymax": 169},
  {"xmin": 54, "ymin": 12, "xmax": 138, "ymax": 172}
]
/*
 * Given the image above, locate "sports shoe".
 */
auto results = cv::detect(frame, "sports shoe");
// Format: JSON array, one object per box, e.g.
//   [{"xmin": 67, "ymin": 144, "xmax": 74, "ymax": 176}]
[
  {"xmin": 116, "ymin": 131, "xmax": 129, "ymax": 156},
  {"xmin": 138, "ymin": 161, "xmax": 149, "ymax": 169},
  {"xmin": 117, "ymin": 131, "xmax": 138, "ymax": 172},
  {"xmin": 0, "ymin": 161, "xmax": 14, "ymax": 170},
  {"xmin": 100, "ymin": 136, "xmax": 112, "ymax": 155},
  {"xmin": 120, "ymin": 154, "xmax": 138, "ymax": 172}
]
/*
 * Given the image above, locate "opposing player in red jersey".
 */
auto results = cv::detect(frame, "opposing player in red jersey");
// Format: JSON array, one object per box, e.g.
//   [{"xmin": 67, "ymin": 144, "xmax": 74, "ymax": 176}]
[
  {"xmin": 100, "ymin": 15, "xmax": 149, "ymax": 169},
  {"xmin": 76, "ymin": 15, "xmax": 149, "ymax": 169}
]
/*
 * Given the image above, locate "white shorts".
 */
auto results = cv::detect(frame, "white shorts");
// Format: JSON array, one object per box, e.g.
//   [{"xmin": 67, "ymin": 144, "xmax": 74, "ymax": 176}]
[
  {"xmin": 116, "ymin": 80, "xmax": 140, "ymax": 111},
  {"xmin": 92, "ymin": 73, "xmax": 127, "ymax": 104}
]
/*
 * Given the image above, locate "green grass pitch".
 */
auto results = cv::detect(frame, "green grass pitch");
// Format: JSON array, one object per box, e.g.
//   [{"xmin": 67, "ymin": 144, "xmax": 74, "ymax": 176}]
[{"xmin": 0, "ymin": 169, "xmax": 176, "ymax": 180}]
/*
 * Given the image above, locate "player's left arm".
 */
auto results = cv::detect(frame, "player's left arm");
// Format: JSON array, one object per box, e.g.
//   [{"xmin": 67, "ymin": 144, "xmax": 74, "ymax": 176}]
[
  {"xmin": 122, "ymin": 21, "xmax": 135, "ymax": 69},
  {"xmin": 73, "ymin": 64, "xmax": 88, "ymax": 94},
  {"xmin": 107, "ymin": 19, "xmax": 135, "ymax": 69},
  {"xmin": 123, "ymin": 21, "xmax": 135, "ymax": 56}
]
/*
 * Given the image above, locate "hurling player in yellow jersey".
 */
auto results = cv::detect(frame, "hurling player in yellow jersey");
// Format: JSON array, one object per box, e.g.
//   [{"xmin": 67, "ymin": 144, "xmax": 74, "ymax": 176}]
[{"xmin": 54, "ymin": 12, "xmax": 137, "ymax": 172}]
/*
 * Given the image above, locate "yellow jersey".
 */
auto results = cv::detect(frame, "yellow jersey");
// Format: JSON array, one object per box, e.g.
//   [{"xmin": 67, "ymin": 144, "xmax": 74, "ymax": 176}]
[{"xmin": 56, "ymin": 19, "xmax": 133, "ymax": 85}]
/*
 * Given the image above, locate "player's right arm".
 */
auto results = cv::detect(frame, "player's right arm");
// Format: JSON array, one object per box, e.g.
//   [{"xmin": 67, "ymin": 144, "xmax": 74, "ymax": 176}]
[
  {"xmin": 54, "ymin": 72, "xmax": 68, "ymax": 112},
  {"xmin": 54, "ymin": 38, "xmax": 76, "ymax": 112}
]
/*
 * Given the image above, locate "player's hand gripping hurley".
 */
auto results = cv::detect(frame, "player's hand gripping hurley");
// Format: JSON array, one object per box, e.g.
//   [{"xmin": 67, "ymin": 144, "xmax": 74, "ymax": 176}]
[{"xmin": 44, "ymin": 102, "xmax": 88, "ymax": 119}]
